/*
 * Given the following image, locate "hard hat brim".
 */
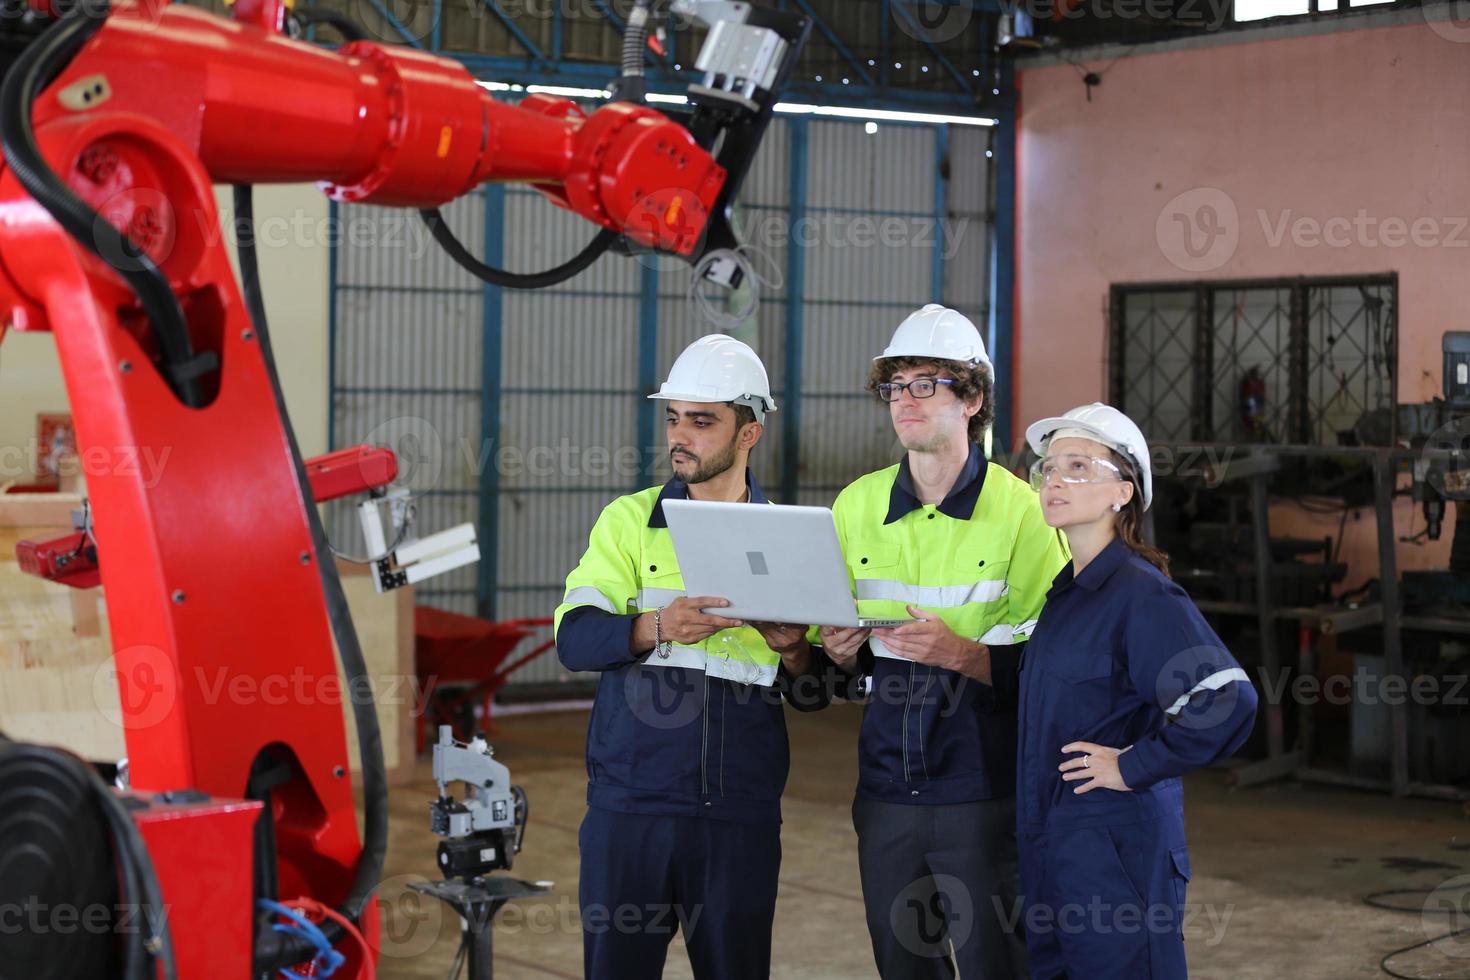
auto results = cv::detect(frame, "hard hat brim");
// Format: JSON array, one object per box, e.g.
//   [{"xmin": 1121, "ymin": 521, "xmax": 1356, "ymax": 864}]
[
  {"xmin": 648, "ymin": 391, "xmax": 777, "ymax": 413},
  {"xmin": 873, "ymin": 350, "xmax": 993, "ymax": 370}
]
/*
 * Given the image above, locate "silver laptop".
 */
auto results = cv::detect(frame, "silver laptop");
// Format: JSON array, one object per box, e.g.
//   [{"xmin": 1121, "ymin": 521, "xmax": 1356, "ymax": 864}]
[{"xmin": 661, "ymin": 499, "xmax": 910, "ymax": 628}]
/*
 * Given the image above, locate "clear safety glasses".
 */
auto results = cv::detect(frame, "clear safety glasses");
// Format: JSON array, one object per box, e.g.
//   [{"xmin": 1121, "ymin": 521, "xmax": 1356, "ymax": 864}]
[{"xmin": 1028, "ymin": 453, "xmax": 1124, "ymax": 491}]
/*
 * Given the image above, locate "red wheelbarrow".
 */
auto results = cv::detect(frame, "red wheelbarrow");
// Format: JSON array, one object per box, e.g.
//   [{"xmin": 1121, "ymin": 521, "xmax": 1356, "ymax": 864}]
[{"xmin": 414, "ymin": 606, "xmax": 556, "ymax": 753}]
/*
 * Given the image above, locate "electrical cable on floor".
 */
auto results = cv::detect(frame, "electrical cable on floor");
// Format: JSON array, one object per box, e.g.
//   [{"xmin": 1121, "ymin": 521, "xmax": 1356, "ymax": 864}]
[{"xmin": 1366, "ymin": 888, "xmax": 1470, "ymax": 980}]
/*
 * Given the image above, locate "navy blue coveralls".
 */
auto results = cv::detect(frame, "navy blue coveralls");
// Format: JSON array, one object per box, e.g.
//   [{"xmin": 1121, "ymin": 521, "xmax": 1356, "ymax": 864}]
[
  {"xmin": 555, "ymin": 472, "xmax": 819, "ymax": 980},
  {"xmin": 1016, "ymin": 537, "xmax": 1258, "ymax": 979}
]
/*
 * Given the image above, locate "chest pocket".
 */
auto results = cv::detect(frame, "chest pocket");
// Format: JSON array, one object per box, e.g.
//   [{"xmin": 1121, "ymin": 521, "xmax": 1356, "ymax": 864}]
[
  {"xmin": 1051, "ymin": 651, "xmax": 1116, "ymax": 684},
  {"xmin": 851, "ymin": 540, "xmax": 901, "ymax": 574},
  {"xmin": 850, "ymin": 541, "xmax": 904, "ymax": 612},
  {"xmin": 635, "ymin": 538, "xmax": 685, "ymax": 613}
]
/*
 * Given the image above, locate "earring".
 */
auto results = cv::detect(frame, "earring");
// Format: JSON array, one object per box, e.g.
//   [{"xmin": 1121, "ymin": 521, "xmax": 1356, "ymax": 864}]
[{"xmin": 1111, "ymin": 502, "xmax": 1122, "ymax": 512}]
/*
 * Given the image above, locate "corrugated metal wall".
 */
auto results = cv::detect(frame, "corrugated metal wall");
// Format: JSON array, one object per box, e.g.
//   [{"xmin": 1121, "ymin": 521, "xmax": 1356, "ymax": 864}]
[
  {"xmin": 329, "ymin": 192, "xmax": 486, "ymax": 616},
  {"xmin": 330, "ymin": 117, "xmax": 993, "ymax": 687}
]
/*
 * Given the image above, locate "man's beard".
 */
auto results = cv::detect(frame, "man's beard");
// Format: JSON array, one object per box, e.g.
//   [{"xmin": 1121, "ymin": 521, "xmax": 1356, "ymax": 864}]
[{"xmin": 672, "ymin": 435, "xmax": 740, "ymax": 485}]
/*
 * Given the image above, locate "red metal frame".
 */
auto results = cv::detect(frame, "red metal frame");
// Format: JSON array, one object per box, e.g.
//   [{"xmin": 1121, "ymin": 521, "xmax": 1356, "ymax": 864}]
[
  {"xmin": 304, "ymin": 446, "xmax": 399, "ymax": 504},
  {"xmin": 130, "ymin": 792, "xmax": 265, "ymax": 978},
  {"xmin": 0, "ymin": 2, "xmax": 734, "ymax": 975},
  {"xmin": 15, "ymin": 529, "xmax": 99, "ymax": 588}
]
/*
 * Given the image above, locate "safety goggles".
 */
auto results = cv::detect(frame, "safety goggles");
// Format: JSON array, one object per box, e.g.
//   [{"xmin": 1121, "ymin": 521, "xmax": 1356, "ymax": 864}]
[
  {"xmin": 1028, "ymin": 453, "xmax": 1124, "ymax": 491},
  {"xmin": 875, "ymin": 378, "xmax": 956, "ymax": 402}
]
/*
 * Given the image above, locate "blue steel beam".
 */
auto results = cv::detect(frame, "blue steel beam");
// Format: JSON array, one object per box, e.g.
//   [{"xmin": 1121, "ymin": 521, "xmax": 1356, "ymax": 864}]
[
  {"xmin": 481, "ymin": 0, "xmax": 549, "ymax": 64},
  {"xmin": 986, "ymin": 58, "xmax": 1016, "ymax": 453},
  {"xmin": 780, "ymin": 117, "xmax": 809, "ymax": 504},
  {"xmin": 932, "ymin": 123, "xmax": 948, "ymax": 303},
  {"xmin": 788, "ymin": 0, "xmax": 876, "ymax": 86},
  {"xmin": 588, "ymin": 0, "xmax": 627, "ymax": 32},
  {"xmin": 890, "ymin": 0, "xmax": 977, "ymax": 95},
  {"xmin": 637, "ymin": 264, "xmax": 660, "ymax": 489},
  {"xmin": 359, "ymin": 0, "xmax": 424, "ymax": 48},
  {"xmin": 450, "ymin": 53, "xmax": 994, "ymax": 115},
  {"xmin": 478, "ymin": 187, "xmax": 507, "ymax": 619}
]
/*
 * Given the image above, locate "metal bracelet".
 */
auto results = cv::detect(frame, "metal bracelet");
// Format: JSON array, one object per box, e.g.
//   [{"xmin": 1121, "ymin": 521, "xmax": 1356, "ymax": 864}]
[{"xmin": 654, "ymin": 607, "xmax": 670, "ymax": 658}]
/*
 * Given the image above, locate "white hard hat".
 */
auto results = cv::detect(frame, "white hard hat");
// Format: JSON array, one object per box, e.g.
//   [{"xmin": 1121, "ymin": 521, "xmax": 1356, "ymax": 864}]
[
  {"xmin": 1025, "ymin": 402, "xmax": 1153, "ymax": 509},
  {"xmin": 648, "ymin": 334, "xmax": 777, "ymax": 423},
  {"xmin": 875, "ymin": 304, "xmax": 992, "ymax": 371}
]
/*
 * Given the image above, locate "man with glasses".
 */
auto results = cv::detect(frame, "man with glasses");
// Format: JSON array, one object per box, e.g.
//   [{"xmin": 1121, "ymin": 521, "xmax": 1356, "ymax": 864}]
[{"xmin": 813, "ymin": 304, "xmax": 1067, "ymax": 979}]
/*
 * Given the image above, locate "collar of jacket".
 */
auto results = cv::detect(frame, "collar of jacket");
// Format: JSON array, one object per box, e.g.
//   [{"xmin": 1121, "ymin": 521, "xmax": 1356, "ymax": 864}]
[
  {"xmin": 1050, "ymin": 533, "xmax": 1131, "ymax": 595},
  {"xmin": 884, "ymin": 443, "xmax": 987, "ymax": 525},
  {"xmin": 648, "ymin": 469, "xmax": 769, "ymax": 528}
]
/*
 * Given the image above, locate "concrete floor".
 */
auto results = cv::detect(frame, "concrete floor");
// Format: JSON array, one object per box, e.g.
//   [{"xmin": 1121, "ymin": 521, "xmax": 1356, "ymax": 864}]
[{"xmin": 376, "ymin": 706, "xmax": 1470, "ymax": 980}]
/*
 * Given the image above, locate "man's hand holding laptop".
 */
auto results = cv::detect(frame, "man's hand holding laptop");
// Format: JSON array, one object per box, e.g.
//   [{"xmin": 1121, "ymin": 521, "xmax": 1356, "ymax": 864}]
[
  {"xmin": 632, "ymin": 595, "xmax": 743, "ymax": 649},
  {"xmin": 872, "ymin": 605, "xmax": 993, "ymax": 684}
]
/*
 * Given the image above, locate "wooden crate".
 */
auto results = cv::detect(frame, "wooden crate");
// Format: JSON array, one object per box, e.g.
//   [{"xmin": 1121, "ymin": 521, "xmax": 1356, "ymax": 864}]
[{"xmin": 0, "ymin": 494, "xmax": 416, "ymax": 786}]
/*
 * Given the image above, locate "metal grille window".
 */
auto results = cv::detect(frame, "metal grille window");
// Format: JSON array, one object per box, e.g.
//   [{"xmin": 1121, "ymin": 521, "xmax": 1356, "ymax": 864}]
[{"xmin": 1109, "ymin": 275, "xmax": 1397, "ymax": 446}]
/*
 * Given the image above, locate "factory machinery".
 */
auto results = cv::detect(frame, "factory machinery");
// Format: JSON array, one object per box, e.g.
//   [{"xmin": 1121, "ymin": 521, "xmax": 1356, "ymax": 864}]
[
  {"xmin": 0, "ymin": 0, "xmax": 810, "ymax": 977},
  {"xmin": 1146, "ymin": 332, "xmax": 1470, "ymax": 802}
]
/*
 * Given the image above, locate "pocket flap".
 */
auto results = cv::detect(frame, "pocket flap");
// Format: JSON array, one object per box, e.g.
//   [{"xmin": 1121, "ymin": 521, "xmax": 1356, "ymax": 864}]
[
  {"xmin": 851, "ymin": 541, "xmax": 901, "ymax": 570},
  {"xmin": 1170, "ymin": 845, "xmax": 1192, "ymax": 881},
  {"xmin": 1053, "ymin": 653, "xmax": 1115, "ymax": 683}
]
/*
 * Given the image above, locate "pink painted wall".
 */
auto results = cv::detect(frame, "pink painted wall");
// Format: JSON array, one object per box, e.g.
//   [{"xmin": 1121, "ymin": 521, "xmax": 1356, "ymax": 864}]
[{"xmin": 1015, "ymin": 20, "xmax": 1469, "ymax": 584}]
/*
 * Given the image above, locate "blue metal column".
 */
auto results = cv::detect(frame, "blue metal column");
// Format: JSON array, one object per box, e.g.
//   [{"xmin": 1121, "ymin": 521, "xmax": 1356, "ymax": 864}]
[
  {"xmin": 933, "ymin": 123, "xmax": 948, "ymax": 303},
  {"xmin": 637, "ymin": 263, "xmax": 660, "ymax": 489},
  {"xmin": 781, "ymin": 117, "xmax": 809, "ymax": 504},
  {"xmin": 326, "ymin": 198, "xmax": 340, "ymax": 451},
  {"xmin": 477, "ymin": 187, "xmax": 506, "ymax": 620},
  {"xmin": 988, "ymin": 60, "xmax": 1017, "ymax": 453}
]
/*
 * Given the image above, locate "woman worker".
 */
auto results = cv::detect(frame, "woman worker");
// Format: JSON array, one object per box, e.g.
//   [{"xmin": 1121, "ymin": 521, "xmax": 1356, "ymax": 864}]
[{"xmin": 1015, "ymin": 403, "xmax": 1258, "ymax": 979}]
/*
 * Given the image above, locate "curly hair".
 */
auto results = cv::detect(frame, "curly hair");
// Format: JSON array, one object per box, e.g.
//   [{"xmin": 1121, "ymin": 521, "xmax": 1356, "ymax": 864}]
[{"xmin": 865, "ymin": 357, "xmax": 995, "ymax": 444}]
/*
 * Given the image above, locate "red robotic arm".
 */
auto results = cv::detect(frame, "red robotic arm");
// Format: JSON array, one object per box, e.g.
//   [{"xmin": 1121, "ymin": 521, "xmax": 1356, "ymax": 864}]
[{"xmin": 0, "ymin": 0, "xmax": 807, "ymax": 976}]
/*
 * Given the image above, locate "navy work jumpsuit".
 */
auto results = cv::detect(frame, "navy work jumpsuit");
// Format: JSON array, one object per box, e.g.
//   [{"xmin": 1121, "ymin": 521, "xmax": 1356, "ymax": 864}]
[{"xmin": 1016, "ymin": 537, "xmax": 1258, "ymax": 979}]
